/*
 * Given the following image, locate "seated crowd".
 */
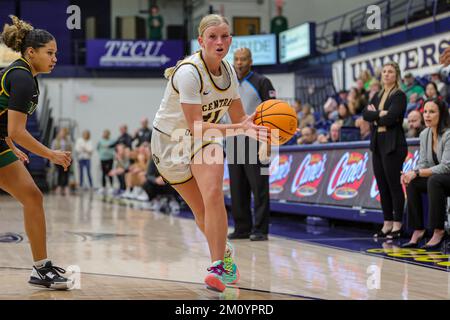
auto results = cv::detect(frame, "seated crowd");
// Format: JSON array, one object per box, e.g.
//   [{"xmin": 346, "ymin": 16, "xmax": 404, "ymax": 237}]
[{"xmin": 289, "ymin": 68, "xmax": 449, "ymax": 145}]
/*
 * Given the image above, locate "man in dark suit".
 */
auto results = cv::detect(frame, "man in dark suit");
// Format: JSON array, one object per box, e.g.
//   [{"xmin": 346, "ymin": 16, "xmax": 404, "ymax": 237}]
[{"xmin": 227, "ymin": 48, "xmax": 276, "ymax": 241}]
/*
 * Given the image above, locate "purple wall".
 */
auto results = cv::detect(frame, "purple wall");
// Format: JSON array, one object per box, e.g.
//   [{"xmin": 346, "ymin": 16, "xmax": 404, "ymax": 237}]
[
  {"xmin": 21, "ymin": 0, "xmax": 72, "ymax": 65},
  {"xmin": 0, "ymin": 1, "xmax": 17, "ymax": 31}
]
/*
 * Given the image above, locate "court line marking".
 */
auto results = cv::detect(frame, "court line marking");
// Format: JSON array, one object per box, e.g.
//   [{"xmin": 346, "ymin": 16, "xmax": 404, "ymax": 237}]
[
  {"xmin": 95, "ymin": 197, "xmax": 450, "ymax": 272},
  {"xmin": 0, "ymin": 266, "xmax": 320, "ymax": 300},
  {"xmin": 268, "ymin": 234, "xmax": 450, "ymax": 273}
]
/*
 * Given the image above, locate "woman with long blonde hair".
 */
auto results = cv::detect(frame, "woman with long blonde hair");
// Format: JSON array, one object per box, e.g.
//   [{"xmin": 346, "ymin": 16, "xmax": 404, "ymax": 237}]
[
  {"xmin": 363, "ymin": 61, "xmax": 408, "ymax": 240},
  {"xmin": 151, "ymin": 14, "xmax": 268, "ymax": 292}
]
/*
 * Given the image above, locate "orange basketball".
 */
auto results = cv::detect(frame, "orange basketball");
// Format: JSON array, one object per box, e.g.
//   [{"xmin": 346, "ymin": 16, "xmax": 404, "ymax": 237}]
[{"xmin": 254, "ymin": 99, "xmax": 298, "ymax": 145}]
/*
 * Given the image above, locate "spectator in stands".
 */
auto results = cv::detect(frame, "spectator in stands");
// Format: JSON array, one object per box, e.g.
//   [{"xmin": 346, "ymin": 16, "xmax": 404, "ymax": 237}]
[
  {"xmin": 406, "ymin": 110, "xmax": 425, "ymax": 138},
  {"xmin": 440, "ymin": 46, "xmax": 450, "ymax": 66},
  {"xmin": 329, "ymin": 122, "xmax": 341, "ymax": 143},
  {"xmin": 298, "ymin": 103, "xmax": 315, "ymax": 129},
  {"xmin": 363, "ymin": 61, "xmax": 407, "ymax": 240},
  {"xmin": 317, "ymin": 122, "xmax": 341, "ymax": 144},
  {"xmin": 97, "ymin": 129, "xmax": 115, "ymax": 195},
  {"xmin": 355, "ymin": 117, "xmax": 371, "ymax": 141},
  {"xmin": 75, "ymin": 130, "xmax": 94, "ymax": 190},
  {"xmin": 110, "ymin": 125, "xmax": 133, "ymax": 149},
  {"xmin": 141, "ymin": 157, "xmax": 180, "ymax": 213},
  {"xmin": 418, "ymin": 82, "xmax": 443, "ymax": 113},
  {"xmin": 401, "ymin": 99, "xmax": 450, "ymax": 249},
  {"xmin": 270, "ymin": 4, "xmax": 288, "ymax": 36},
  {"xmin": 121, "ymin": 143, "xmax": 151, "ymax": 200},
  {"xmin": 108, "ymin": 143, "xmax": 130, "ymax": 193},
  {"xmin": 374, "ymin": 67, "xmax": 383, "ymax": 82},
  {"xmin": 406, "ymin": 92, "xmax": 420, "ymax": 115},
  {"xmin": 51, "ymin": 127, "xmax": 73, "ymax": 195},
  {"xmin": 431, "ymin": 71, "xmax": 447, "ymax": 100},
  {"xmin": 337, "ymin": 90, "xmax": 348, "ymax": 105},
  {"xmin": 337, "ymin": 103, "xmax": 355, "ymax": 127},
  {"xmin": 316, "ymin": 133, "xmax": 328, "ymax": 144},
  {"xmin": 147, "ymin": 5, "xmax": 163, "ymax": 40},
  {"xmin": 368, "ymin": 79, "xmax": 381, "ymax": 102},
  {"xmin": 402, "ymin": 72, "xmax": 425, "ymax": 101},
  {"xmin": 323, "ymin": 96, "xmax": 338, "ymax": 121},
  {"xmin": 360, "ymin": 70, "xmax": 373, "ymax": 91},
  {"xmin": 292, "ymin": 99, "xmax": 302, "ymax": 121},
  {"xmin": 133, "ymin": 117, "xmax": 152, "ymax": 148},
  {"xmin": 347, "ymin": 87, "xmax": 366, "ymax": 115},
  {"xmin": 298, "ymin": 127, "xmax": 317, "ymax": 145},
  {"xmin": 356, "ymin": 78, "xmax": 364, "ymax": 92}
]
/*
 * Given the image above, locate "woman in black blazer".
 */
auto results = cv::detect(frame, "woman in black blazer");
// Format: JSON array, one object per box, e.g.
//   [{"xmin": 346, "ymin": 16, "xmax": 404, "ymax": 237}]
[{"xmin": 362, "ymin": 62, "xmax": 407, "ymax": 239}]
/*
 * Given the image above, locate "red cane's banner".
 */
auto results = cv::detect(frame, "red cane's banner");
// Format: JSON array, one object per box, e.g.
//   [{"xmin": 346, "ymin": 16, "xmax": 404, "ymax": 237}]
[
  {"xmin": 369, "ymin": 149, "xmax": 419, "ymax": 204},
  {"xmin": 223, "ymin": 159, "xmax": 230, "ymax": 195},
  {"xmin": 269, "ymin": 154, "xmax": 293, "ymax": 198},
  {"xmin": 291, "ymin": 153, "xmax": 327, "ymax": 198},
  {"xmin": 327, "ymin": 152, "xmax": 368, "ymax": 201},
  {"xmin": 223, "ymin": 143, "xmax": 419, "ymax": 210}
]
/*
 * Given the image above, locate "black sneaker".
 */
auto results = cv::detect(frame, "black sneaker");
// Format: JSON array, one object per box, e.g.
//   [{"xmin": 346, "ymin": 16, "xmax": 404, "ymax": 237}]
[
  {"xmin": 250, "ymin": 233, "xmax": 268, "ymax": 241},
  {"xmin": 29, "ymin": 261, "xmax": 74, "ymax": 290},
  {"xmin": 228, "ymin": 232, "xmax": 250, "ymax": 240}
]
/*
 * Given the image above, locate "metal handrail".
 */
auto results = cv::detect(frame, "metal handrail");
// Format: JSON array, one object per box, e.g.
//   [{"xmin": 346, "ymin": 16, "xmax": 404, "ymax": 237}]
[{"xmin": 316, "ymin": 0, "xmax": 442, "ymax": 51}]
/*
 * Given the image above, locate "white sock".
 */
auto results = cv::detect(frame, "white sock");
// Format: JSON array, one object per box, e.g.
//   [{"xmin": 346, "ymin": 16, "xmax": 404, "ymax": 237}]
[{"xmin": 34, "ymin": 258, "xmax": 50, "ymax": 268}]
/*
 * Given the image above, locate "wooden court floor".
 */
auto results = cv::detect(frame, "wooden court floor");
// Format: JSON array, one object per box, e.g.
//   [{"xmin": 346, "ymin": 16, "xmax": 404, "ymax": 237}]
[{"xmin": 0, "ymin": 193, "xmax": 449, "ymax": 300}]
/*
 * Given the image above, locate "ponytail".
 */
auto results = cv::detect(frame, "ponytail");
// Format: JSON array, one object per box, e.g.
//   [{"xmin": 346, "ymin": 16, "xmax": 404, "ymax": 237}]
[{"xmin": 1, "ymin": 15, "xmax": 54, "ymax": 55}]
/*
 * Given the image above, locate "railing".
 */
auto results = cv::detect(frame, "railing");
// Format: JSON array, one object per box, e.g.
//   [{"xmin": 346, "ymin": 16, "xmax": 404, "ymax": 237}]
[{"xmin": 315, "ymin": 0, "xmax": 447, "ymax": 51}]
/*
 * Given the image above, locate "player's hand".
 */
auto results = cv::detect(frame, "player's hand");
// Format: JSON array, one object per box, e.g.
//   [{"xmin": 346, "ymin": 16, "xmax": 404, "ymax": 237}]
[
  {"xmin": 258, "ymin": 141, "xmax": 271, "ymax": 163},
  {"xmin": 12, "ymin": 147, "xmax": 29, "ymax": 164},
  {"xmin": 242, "ymin": 113, "xmax": 270, "ymax": 143},
  {"xmin": 50, "ymin": 150, "xmax": 72, "ymax": 171},
  {"xmin": 439, "ymin": 47, "xmax": 450, "ymax": 66}
]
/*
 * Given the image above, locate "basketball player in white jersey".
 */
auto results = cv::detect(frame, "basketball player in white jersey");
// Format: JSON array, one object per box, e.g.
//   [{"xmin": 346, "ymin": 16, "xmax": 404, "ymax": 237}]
[{"xmin": 152, "ymin": 14, "xmax": 268, "ymax": 292}]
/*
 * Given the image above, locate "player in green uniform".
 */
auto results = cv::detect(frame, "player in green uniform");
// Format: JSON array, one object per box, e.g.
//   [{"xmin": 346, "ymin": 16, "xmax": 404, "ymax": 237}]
[{"xmin": 0, "ymin": 16, "xmax": 73, "ymax": 290}]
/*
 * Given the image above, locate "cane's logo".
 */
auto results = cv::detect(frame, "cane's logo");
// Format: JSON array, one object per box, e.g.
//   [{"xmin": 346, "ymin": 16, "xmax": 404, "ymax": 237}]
[
  {"xmin": 370, "ymin": 177, "xmax": 380, "ymax": 202},
  {"xmin": 402, "ymin": 150, "xmax": 419, "ymax": 173},
  {"xmin": 327, "ymin": 152, "xmax": 369, "ymax": 200},
  {"xmin": 223, "ymin": 161, "xmax": 230, "ymax": 192},
  {"xmin": 370, "ymin": 150, "xmax": 419, "ymax": 202},
  {"xmin": 291, "ymin": 153, "xmax": 327, "ymax": 197},
  {"xmin": 269, "ymin": 154, "xmax": 292, "ymax": 194}
]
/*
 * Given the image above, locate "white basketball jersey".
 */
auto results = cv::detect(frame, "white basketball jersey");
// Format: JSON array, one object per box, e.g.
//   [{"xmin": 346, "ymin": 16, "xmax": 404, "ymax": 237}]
[{"xmin": 153, "ymin": 52, "xmax": 239, "ymax": 135}]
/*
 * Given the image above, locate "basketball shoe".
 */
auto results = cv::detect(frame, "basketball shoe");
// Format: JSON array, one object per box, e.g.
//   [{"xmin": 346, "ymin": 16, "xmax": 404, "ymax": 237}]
[
  {"xmin": 223, "ymin": 240, "xmax": 240, "ymax": 284},
  {"xmin": 204, "ymin": 260, "xmax": 228, "ymax": 292},
  {"xmin": 29, "ymin": 261, "xmax": 74, "ymax": 290}
]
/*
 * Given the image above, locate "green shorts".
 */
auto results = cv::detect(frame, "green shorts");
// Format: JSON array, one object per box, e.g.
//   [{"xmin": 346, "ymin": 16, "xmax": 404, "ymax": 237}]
[{"xmin": 0, "ymin": 139, "xmax": 18, "ymax": 169}]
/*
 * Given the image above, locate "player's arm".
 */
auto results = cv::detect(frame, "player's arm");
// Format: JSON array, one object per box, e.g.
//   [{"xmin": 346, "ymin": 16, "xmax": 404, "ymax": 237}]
[
  {"xmin": 7, "ymin": 70, "xmax": 71, "ymax": 169},
  {"xmin": 181, "ymin": 102, "xmax": 264, "ymax": 140},
  {"xmin": 4, "ymin": 136, "xmax": 29, "ymax": 163},
  {"xmin": 227, "ymin": 98, "xmax": 248, "ymax": 124},
  {"xmin": 175, "ymin": 65, "xmax": 267, "ymax": 140}
]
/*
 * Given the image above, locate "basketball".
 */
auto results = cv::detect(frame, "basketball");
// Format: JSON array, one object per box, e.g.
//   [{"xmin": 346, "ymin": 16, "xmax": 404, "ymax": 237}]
[{"xmin": 254, "ymin": 99, "xmax": 298, "ymax": 145}]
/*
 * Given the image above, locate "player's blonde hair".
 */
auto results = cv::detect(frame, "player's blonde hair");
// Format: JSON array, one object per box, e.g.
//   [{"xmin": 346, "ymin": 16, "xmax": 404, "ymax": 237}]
[{"xmin": 164, "ymin": 14, "xmax": 230, "ymax": 79}]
